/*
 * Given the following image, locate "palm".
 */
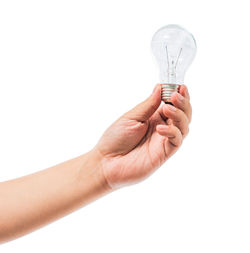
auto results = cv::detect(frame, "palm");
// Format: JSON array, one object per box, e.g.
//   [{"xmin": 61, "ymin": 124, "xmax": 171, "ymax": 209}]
[{"xmin": 96, "ymin": 106, "xmax": 178, "ymax": 187}]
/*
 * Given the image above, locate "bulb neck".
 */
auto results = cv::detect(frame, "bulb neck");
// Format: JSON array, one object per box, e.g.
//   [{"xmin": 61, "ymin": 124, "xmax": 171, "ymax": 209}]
[
  {"xmin": 168, "ymin": 67, "xmax": 176, "ymax": 84},
  {"xmin": 161, "ymin": 83, "xmax": 179, "ymax": 103}
]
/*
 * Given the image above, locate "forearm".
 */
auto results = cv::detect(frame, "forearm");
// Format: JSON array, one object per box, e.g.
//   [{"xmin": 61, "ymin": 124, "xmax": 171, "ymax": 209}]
[{"xmin": 0, "ymin": 150, "xmax": 110, "ymax": 243}]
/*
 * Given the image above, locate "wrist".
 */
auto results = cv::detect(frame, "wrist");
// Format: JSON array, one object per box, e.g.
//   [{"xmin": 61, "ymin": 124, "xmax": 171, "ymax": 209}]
[{"xmin": 78, "ymin": 149, "xmax": 112, "ymax": 196}]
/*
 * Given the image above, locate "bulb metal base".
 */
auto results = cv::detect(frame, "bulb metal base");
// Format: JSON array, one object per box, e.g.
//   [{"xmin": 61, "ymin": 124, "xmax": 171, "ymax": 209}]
[{"xmin": 161, "ymin": 83, "xmax": 179, "ymax": 103}]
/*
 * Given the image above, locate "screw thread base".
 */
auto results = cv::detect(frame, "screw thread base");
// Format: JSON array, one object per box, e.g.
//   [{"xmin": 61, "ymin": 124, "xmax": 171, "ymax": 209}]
[{"xmin": 161, "ymin": 83, "xmax": 179, "ymax": 103}]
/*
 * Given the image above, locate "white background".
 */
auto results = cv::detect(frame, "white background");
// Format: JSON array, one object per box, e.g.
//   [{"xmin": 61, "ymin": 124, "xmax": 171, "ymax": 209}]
[{"xmin": 0, "ymin": 0, "xmax": 250, "ymax": 252}]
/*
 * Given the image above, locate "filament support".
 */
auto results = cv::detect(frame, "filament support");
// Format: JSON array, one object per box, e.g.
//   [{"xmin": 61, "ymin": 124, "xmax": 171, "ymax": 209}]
[{"xmin": 161, "ymin": 83, "xmax": 179, "ymax": 103}]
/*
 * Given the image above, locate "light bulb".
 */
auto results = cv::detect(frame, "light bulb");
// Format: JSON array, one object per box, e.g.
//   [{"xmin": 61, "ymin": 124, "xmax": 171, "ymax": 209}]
[{"xmin": 151, "ymin": 24, "xmax": 197, "ymax": 103}]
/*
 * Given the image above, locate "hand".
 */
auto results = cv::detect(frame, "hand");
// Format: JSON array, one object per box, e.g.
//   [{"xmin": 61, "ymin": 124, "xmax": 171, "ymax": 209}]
[{"xmin": 93, "ymin": 84, "xmax": 192, "ymax": 189}]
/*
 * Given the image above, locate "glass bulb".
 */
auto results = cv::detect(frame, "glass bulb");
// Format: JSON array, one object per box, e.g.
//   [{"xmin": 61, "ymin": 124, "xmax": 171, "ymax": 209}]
[{"xmin": 151, "ymin": 24, "xmax": 197, "ymax": 103}]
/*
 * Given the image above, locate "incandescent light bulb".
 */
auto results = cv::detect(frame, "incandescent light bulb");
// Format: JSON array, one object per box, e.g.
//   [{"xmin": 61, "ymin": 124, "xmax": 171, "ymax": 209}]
[{"xmin": 151, "ymin": 24, "xmax": 197, "ymax": 103}]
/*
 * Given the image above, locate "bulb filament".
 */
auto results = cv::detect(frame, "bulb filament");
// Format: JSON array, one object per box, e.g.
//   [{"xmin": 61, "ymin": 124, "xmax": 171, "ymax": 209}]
[{"xmin": 165, "ymin": 45, "xmax": 182, "ymax": 84}]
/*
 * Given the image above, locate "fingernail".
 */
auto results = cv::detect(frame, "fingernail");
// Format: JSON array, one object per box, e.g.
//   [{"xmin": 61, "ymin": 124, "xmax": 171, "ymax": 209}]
[
  {"xmin": 158, "ymin": 125, "xmax": 169, "ymax": 131},
  {"xmin": 177, "ymin": 93, "xmax": 184, "ymax": 101},
  {"xmin": 166, "ymin": 104, "xmax": 176, "ymax": 112}
]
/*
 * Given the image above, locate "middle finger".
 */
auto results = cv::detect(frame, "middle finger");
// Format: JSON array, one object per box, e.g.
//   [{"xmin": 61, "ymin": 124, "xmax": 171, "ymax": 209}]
[{"xmin": 162, "ymin": 104, "xmax": 189, "ymax": 137}]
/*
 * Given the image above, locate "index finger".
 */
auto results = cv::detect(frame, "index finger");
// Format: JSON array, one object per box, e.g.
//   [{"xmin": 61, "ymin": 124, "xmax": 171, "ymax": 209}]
[
  {"xmin": 171, "ymin": 89, "xmax": 192, "ymax": 123},
  {"xmin": 179, "ymin": 84, "xmax": 190, "ymax": 101}
]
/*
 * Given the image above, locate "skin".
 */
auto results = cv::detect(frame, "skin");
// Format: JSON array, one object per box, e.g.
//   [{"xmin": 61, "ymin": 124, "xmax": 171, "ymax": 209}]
[{"xmin": 0, "ymin": 84, "xmax": 192, "ymax": 243}]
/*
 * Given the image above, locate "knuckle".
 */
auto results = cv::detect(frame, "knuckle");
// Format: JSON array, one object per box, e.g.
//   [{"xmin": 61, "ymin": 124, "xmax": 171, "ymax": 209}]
[
  {"xmin": 169, "ymin": 127, "xmax": 183, "ymax": 147},
  {"xmin": 188, "ymin": 105, "xmax": 192, "ymax": 122},
  {"xmin": 183, "ymin": 126, "xmax": 189, "ymax": 138},
  {"xmin": 175, "ymin": 136, "xmax": 183, "ymax": 147},
  {"xmin": 189, "ymin": 114, "xmax": 192, "ymax": 123},
  {"xmin": 173, "ymin": 111, "xmax": 183, "ymax": 123}
]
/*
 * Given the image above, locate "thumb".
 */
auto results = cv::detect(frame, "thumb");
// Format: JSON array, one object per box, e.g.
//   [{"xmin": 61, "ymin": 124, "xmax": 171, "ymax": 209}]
[{"xmin": 124, "ymin": 84, "xmax": 162, "ymax": 122}]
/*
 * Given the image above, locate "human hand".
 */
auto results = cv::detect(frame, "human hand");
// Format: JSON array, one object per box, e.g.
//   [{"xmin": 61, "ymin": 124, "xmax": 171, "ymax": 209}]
[{"xmin": 93, "ymin": 84, "xmax": 192, "ymax": 189}]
